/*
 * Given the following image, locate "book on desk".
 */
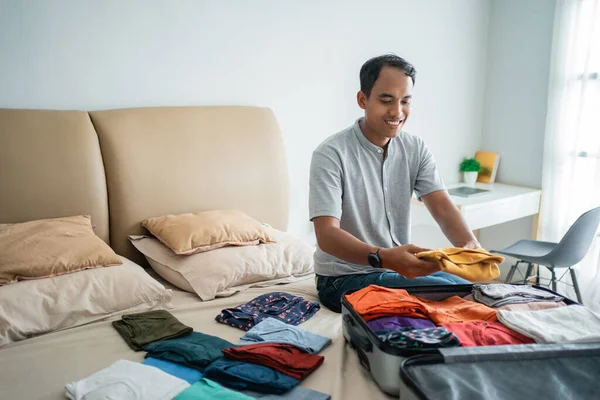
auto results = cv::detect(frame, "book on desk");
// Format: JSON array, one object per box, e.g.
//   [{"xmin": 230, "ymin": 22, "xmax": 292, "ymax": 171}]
[{"xmin": 475, "ymin": 151, "xmax": 500, "ymax": 184}]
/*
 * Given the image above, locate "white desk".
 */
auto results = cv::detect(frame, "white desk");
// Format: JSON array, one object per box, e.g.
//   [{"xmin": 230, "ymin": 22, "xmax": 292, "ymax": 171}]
[{"xmin": 411, "ymin": 182, "xmax": 542, "ymax": 239}]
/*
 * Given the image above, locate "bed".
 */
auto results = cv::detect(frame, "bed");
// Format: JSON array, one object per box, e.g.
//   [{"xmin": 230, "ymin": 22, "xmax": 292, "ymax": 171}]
[{"xmin": 0, "ymin": 106, "xmax": 401, "ymax": 399}]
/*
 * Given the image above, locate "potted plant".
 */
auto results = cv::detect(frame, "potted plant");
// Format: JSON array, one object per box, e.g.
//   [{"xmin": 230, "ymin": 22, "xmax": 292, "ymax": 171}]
[{"xmin": 460, "ymin": 158, "xmax": 481, "ymax": 186}]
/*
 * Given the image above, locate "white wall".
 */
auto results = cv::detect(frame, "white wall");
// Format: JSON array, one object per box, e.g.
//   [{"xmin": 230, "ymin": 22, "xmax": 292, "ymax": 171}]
[
  {"xmin": 0, "ymin": 0, "xmax": 491, "ymax": 242},
  {"xmin": 479, "ymin": 0, "xmax": 556, "ymax": 276}
]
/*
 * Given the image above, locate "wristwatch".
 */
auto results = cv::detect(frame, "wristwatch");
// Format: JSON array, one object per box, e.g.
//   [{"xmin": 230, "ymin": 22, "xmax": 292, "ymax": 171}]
[{"xmin": 368, "ymin": 248, "xmax": 382, "ymax": 268}]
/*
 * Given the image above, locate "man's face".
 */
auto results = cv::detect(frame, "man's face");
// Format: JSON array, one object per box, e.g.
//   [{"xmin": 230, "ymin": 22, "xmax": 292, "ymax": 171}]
[{"xmin": 357, "ymin": 66, "xmax": 413, "ymax": 140}]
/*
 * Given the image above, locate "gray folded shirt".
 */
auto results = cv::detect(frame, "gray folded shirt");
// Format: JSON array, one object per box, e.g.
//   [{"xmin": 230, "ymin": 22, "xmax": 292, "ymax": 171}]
[{"xmin": 473, "ymin": 284, "xmax": 564, "ymax": 308}]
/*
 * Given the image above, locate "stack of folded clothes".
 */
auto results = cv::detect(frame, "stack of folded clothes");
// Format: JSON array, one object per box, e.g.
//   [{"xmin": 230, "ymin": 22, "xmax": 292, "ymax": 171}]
[
  {"xmin": 65, "ymin": 359, "xmax": 190, "ymax": 400},
  {"xmin": 222, "ymin": 343, "xmax": 324, "ymax": 380},
  {"xmin": 203, "ymin": 317, "xmax": 331, "ymax": 394},
  {"xmin": 346, "ymin": 285, "xmax": 498, "ymax": 324},
  {"xmin": 415, "ymin": 247, "xmax": 504, "ymax": 282},
  {"xmin": 238, "ymin": 317, "xmax": 332, "ymax": 353},
  {"xmin": 473, "ymin": 284, "xmax": 564, "ymax": 308},
  {"xmin": 67, "ymin": 292, "xmax": 333, "ymax": 399},
  {"xmin": 144, "ymin": 331, "xmax": 233, "ymax": 370},
  {"xmin": 344, "ymin": 283, "xmax": 599, "ymax": 350},
  {"xmin": 497, "ymin": 304, "xmax": 600, "ymax": 343},
  {"xmin": 112, "ymin": 310, "xmax": 193, "ymax": 351},
  {"xmin": 215, "ymin": 291, "xmax": 321, "ymax": 331},
  {"xmin": 377, "ymin": 327, "xmax": 460, "ymax": 349}
]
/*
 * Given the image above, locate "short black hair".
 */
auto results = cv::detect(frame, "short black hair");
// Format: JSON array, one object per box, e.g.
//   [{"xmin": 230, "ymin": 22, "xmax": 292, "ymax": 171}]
[{"xmin": 360, "ymin": 54, "xmax": 416, "ymax": 98}]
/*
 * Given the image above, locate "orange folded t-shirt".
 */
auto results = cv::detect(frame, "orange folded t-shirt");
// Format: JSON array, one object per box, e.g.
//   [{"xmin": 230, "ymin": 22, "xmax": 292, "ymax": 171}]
[
  {"xmin": 345, "ymin": 285, "xmax": 497, "ymax": 323},
  {"xmin": 416, "ymin": 247, "xmax": 504, "ymax": 282}
]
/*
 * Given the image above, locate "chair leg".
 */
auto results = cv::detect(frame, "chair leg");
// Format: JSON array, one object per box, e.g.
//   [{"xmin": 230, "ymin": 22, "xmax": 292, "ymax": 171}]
[
  {"xmin": 569, "ymin": 267, "xmax": 583, "ymax": 305},
  {"xmin": 551, "ymin": 269, "xmax": 557, "ymax": 292},
  {"xmin": 505, "ymin": 261, "xmax": 520, "ymax": 283},
  {"xmin": 524, "ymin": 263, "xmax": 534, "ymax": 284},
  {"xmin": 535, "ymin": 264, "xmax": 540, "ymax": 286}
]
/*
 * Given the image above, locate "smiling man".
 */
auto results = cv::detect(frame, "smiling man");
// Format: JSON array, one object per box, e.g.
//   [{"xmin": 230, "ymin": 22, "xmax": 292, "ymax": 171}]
[{"xmin": 309, "ymin": 54, "xmax": 479, "ymax": 313}]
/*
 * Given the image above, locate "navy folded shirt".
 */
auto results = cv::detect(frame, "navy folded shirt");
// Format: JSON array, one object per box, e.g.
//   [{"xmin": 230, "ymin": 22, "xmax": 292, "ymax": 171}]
[
  {"xmin": 204, "ymin": 358, "xmax": 299, "ymax": 394},
  {"xmin": 215, "ymin": 292, "xmax": 320, "ymax": 331}
]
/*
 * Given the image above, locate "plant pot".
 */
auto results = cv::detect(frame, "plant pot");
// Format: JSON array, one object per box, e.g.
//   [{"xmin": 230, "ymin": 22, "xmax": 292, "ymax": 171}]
[{"xmin": 463, "ymin": 171, "xmax": 478, "ymax": 186}]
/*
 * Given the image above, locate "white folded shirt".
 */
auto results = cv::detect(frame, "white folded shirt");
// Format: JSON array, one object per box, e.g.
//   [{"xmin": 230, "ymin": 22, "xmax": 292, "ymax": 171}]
[
  {"xmin": 65, "ymin": 359, "xmax": 190, "ymax": 400},
  {"xmin": 498, "ymin": 305, "xmax": 600, "ymax": 343}
]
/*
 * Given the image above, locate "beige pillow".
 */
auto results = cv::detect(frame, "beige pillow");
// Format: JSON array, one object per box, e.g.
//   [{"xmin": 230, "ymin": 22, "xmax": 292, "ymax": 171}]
[
  {"xmin": 0, "ymin": 215, "xmax": 122, "ymax": 286},
  {"xmin": 130, "ymin": 227, "xmax": 314, "ymax": 300},
  {"xmin": 141, "ymin": 210, "xmax": 275, "ymax": 255},
  {"xmin": 0, "ymin": 256, "xmax": 172, "ymax": 347}
]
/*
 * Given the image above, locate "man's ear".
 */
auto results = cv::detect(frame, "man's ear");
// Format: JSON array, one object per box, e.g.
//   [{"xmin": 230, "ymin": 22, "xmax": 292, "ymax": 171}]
[{"xmin": 356, "ymin": 91, "xmax": 367, "ymax": 110}]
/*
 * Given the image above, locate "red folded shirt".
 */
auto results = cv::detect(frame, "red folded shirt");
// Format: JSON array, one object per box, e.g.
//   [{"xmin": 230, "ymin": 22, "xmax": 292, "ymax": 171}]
[
  {"xmin": 440, "ymin": 321, "xmax": 535, "ymax": 347},
  {"xmin": 222, "ymin": 343, "xmax": 324, "ymax": 380}
]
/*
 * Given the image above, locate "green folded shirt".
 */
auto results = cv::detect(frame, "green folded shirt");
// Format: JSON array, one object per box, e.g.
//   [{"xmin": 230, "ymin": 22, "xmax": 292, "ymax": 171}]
[{"xmin": 112, "ymin": 310, "xmax": 192, "ymax": 351}]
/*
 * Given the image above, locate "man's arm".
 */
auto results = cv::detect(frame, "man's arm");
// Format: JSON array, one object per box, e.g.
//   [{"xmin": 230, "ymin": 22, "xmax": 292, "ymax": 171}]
[
  {"xmin": 421, "ymin": 190, "xmax": 480, "ymax": 248},
  {"xmin": 313, "ymin": 216, "xmax": 440, "ymax": 279}
]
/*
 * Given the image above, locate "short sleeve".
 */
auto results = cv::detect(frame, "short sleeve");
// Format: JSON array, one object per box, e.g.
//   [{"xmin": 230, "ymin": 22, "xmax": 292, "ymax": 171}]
[
  {"xmin": 309, "ymin": 149, "xmax": 343, "ymax": 220},
  {"xmin": 413, "ymin": 141, "xmax": 445, "ymax": 200}
]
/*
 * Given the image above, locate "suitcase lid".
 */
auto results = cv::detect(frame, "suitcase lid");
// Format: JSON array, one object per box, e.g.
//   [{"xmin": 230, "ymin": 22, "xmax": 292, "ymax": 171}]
[{"xmin": 400, "ymin": 342, "xmax": 600, "ymax": 400}]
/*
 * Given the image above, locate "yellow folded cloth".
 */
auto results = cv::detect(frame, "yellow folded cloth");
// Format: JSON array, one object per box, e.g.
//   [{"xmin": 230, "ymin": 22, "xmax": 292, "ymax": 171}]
[{"xmin": 415, "ymin": 247, "xmax": 504, "ymax": 282}]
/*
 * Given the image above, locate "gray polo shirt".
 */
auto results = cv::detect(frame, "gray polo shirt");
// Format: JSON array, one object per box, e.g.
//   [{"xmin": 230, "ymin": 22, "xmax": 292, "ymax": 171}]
[{"xmin": 309, "ymin": 118, "xmax": 445, "ymax": 276}]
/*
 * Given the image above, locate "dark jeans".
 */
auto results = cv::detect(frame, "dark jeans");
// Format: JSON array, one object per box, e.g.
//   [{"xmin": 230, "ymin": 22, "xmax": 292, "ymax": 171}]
[{"xmin": 316, "ymin": 271, "xmax": 470, "ymax": 313}]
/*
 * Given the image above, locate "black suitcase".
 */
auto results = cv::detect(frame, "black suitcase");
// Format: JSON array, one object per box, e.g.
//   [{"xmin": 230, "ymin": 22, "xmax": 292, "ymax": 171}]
[{"xmin": 340, "ymin": 284, "xmax": 597, "ymax": 399}]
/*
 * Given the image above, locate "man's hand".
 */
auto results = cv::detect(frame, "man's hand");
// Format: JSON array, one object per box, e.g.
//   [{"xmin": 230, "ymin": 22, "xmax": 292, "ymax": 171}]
[
  {"xmin": 463, "ymin": 239, "xmax": 482, "ymax": 249},
  {"xmin": 379, "ymin": 244, "xmax": 440, "ymax": 279}
]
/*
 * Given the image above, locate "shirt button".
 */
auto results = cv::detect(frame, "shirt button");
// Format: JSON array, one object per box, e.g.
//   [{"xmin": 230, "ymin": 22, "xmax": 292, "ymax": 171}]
[
  {"xmin": 377, "ymin": 149, "xmax": 383, "ymax": 154},
  {"xmin": 384, "ymin": 186, "xmax": 388, "ymax": 191},
  {"xmin": 388, "ymin": 211, "xmax": 391, "ymax": 216}
]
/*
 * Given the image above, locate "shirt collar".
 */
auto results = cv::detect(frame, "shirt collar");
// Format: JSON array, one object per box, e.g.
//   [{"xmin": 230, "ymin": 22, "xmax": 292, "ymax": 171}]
[{"xmin": 352, "ymin": 118, "xmax": 395, "ymax": 156}]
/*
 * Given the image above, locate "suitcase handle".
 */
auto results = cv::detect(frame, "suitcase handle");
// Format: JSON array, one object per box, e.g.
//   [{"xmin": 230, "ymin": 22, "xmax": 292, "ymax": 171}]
[{"xmin": 343, "ymin": 314, "xmax": 373, "ymax": 352}]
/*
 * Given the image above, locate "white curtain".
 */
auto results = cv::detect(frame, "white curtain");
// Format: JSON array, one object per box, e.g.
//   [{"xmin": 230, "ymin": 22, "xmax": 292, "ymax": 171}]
[{"xmin": 541, "ymin": 0, "xmax": 600, "ymax": 310}]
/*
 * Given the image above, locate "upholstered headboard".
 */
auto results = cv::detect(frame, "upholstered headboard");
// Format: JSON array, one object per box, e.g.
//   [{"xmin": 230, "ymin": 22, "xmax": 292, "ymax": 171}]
[
  {"xmin": 0, "ymin": 109, "xmax": 110, "ymax": 243},
  {"xmin": 0, "ymin": 106, "xmax": 289, "ymax": 265}
]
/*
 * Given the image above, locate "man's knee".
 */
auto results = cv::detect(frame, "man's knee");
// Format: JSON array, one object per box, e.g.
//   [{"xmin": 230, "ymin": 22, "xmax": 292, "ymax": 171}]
[
  {"xmin": 318, "ymin": 290, "xmax": 343, "ymax": 313},
  {"xmin": 316, "ymin": 275, "xmax": 345, "ymax": 313}
]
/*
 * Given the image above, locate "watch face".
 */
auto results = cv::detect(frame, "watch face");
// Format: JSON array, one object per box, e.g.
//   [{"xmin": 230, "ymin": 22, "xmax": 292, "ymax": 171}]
[{"xmin": 368, "ymin": 253, "xmax": 380, "ymax": 268}]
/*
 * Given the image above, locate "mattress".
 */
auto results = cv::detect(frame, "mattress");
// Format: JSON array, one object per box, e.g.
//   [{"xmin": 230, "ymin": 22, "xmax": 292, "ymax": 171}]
[{"xmin": 0, "ymin": 274, "xmax": 395, "ymax": 400}]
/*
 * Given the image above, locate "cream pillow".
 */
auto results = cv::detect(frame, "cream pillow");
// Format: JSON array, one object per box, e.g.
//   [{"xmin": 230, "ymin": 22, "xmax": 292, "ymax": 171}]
[
  {"xmin": 130, "ymin": 227, "xmax": 314, "ymax": 300},
  {"xmin": 0, "ymin": 256, "xmax": 173, "ymax": 347},
  {"xmin": 141, "ymin": 210, "xmax": 275, "ymax": 255},
  {"xmin": 0, "ymin": 215, "xmax": 122, "ymax": 286}
]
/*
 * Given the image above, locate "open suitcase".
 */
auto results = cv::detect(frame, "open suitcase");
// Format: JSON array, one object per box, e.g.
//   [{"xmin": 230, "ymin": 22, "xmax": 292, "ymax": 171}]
[{"xmin": 341, "ymin": 284, "xmax": 600, "ymax": 399}]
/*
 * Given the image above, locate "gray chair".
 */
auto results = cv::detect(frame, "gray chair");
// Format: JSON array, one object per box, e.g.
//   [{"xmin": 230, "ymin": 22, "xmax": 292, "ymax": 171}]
[{"xmin": 491, "ymin": 206, "xmax": 600, "ymax": 304}]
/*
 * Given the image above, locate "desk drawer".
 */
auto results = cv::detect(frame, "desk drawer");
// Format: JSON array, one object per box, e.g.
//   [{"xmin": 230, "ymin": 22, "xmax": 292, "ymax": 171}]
[{"xmin": 461, "ymin": 192, "xmax": 541, "ymax": 230}]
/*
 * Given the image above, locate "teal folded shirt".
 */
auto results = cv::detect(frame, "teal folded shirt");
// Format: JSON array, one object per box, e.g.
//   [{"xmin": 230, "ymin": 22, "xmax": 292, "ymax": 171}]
[
  {"xmin": 145, "ymin": 331, "xmax": 233, "ymax": 371},
  {"xmin": 175, "ymin": 378, "xmax": 253, "ymax": 400}
]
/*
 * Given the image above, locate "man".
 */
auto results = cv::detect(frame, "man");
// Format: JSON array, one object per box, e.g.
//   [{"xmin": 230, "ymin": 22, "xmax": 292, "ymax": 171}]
[{"xmin": 309, "ymin": 54, "xmax": 479, "ymax": 313}]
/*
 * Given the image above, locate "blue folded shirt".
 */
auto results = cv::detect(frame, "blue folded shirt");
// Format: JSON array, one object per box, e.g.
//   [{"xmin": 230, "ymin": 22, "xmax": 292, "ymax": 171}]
[
  {"xmin": 142, "ymin": 357, "xmax": 203, "ymax": 384},
  {"xmin": 239, "ymin": 318, "xmax": 331, "ymax": 354}
]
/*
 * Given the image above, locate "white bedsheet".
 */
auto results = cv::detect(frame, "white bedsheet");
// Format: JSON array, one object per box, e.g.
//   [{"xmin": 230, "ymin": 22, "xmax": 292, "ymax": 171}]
[{"xmin": 0, "ymin": 274, "xmax": 396, "ymax": 400}]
